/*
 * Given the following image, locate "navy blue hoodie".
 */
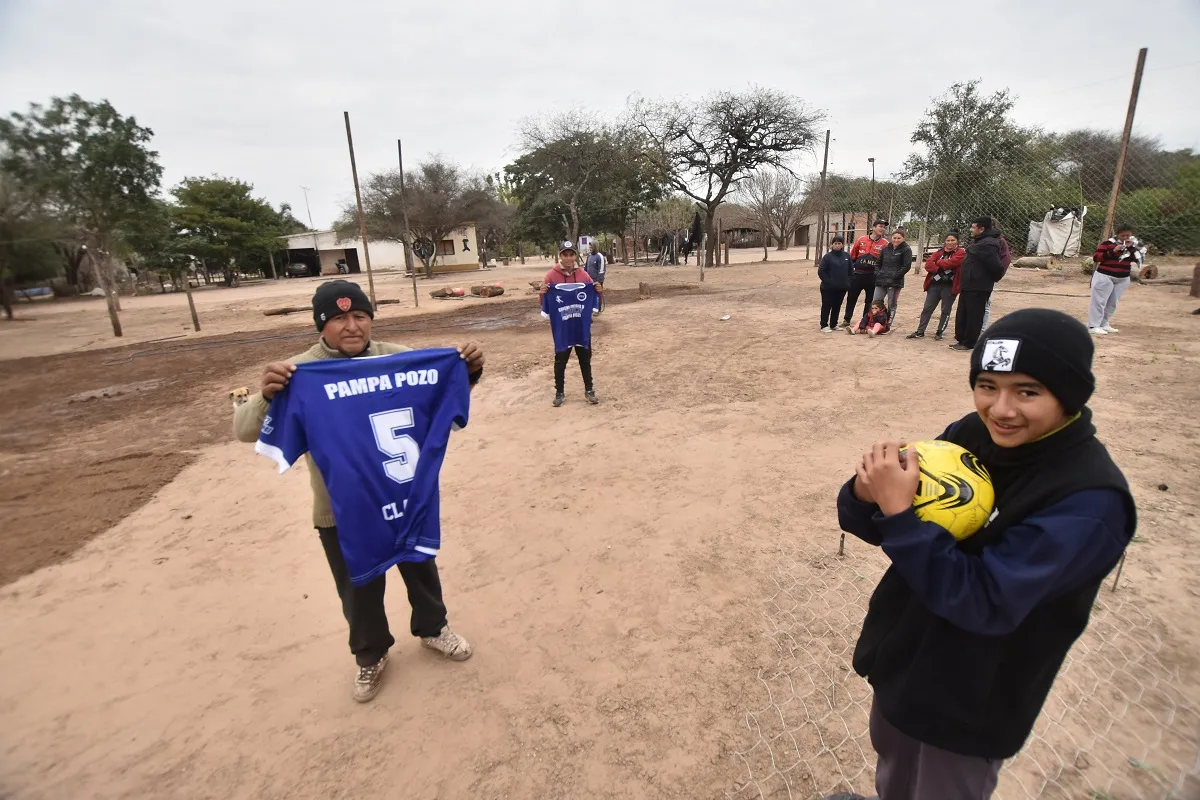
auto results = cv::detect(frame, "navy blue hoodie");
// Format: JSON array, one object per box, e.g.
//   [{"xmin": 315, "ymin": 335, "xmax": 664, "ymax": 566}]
[{"xmin": 818, "ymin": 249, "xmax": 852, "ymax": 291}]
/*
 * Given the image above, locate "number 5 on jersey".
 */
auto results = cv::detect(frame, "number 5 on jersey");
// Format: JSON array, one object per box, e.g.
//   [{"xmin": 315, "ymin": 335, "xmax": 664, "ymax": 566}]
[{"xmin": 370, "ymin": 408, "xmax": 420, "ymax": 484}]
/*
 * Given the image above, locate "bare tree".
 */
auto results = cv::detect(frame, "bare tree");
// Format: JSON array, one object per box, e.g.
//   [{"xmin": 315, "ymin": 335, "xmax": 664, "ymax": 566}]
[
  {"xmin": 337, "ymin": 156, "xmax": 489, "ymax": 278},
  {"xmin": 635, "ymin": 88, "xmax": 824, "ymax": 269},
  {"xmin": 739, "ymin": 169, "xmax": 810, "ymax": 260}
]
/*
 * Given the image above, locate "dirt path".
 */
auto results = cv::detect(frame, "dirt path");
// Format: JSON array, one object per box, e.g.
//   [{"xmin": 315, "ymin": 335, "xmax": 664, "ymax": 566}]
[{"xmin": 0, "ymin": 262, "xmax": 1196, "ymax": 799}]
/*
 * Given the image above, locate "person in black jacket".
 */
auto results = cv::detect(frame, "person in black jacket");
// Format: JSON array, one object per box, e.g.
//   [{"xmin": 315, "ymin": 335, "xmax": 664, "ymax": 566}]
[
  {"xmin": 951, "ymin": 217, "xmax": 1006, "ymax": 351},
  {"xmin": 829, "ymin": 308, "xmax": 1135, "ymax": 800},
  {"xmin": 818, "ymin": 235, "xmax": 852, "ymax": 331},
  {"xmin": 872, "ymin": 230, "xmax": 913, "ymax": 328}
]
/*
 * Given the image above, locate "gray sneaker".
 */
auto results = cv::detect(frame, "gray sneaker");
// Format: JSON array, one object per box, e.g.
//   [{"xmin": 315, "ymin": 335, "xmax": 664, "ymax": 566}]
[
  {"xmin": 552, "ymin": 393, "xmax": 565, "ymax": 407},
  {"xmin": 353, "ymin": 653, "xmax": 388, "ymax": 703},
  {"xmin": 421, "ymin": 626, "xmax": 473, "ymax": 661},
  {"xmin": 585, "ymin": 390, "xmax": 599, "ymax": 405}
]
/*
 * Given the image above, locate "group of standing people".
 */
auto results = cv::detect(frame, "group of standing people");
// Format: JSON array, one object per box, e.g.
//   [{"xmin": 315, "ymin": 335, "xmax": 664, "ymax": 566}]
[
  {"xmin": 820, "ymin": 216, "xmax": 1153, "ymax": 348},
  {"xmin": 818, "ymin": 217, "xmax": 1013, "ymax": 351}
]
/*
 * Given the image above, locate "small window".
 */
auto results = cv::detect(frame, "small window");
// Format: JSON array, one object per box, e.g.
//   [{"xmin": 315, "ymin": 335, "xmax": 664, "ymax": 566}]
[{"xmin": 437, "ymin": 239, "xmax": 455, "ymax": 257}]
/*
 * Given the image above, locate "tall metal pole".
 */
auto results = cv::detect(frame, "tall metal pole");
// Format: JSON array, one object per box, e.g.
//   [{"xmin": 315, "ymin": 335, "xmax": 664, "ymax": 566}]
[
  {"xmin": 816, "ymin": 129, "xmax": 831, "ymax": 266},
  {"xmin": 343, "ymin": 111, "xmax": 377, "ymax": 309},
  {"xmin": 397, "ymin": 139, "xmax": 419, "ymax": 308},
  {"xmin": 301, "ymin": 185, "xmax": 321, "ymax": 272},
  {"xmin": 868, "ymin": 157, "xmax": 876, "ymax": 222},
  {"xmin": 1103, "ymin": 47, "xmax": 1149, "ymax": 241}
]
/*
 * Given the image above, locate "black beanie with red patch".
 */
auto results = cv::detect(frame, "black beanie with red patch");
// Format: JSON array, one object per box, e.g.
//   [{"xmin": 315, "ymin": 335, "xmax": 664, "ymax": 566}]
[{"xmin": 313, "ymin": 280, "xmax": 373, "ymax": 331}]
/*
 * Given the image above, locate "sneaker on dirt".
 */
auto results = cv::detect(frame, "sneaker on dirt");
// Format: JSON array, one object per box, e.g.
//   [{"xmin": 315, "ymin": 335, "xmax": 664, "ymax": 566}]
[
  {"xmin": 354, "ymin": 653, "xmax": 388, "ymax": 703},
  {"xmin": 906, "ymin": 331, "xmax": 923, "ymax": 339},
  {"xmin": 553, "ymin": 393, "xmax": 565, "ymax": 407},
  {"xmin": 585, "ymin": 390, "xmax": 599, "ymax": 405},
  {"xmin": 422, "ymin": 626, "xmax": 473, "ymax": 661}
]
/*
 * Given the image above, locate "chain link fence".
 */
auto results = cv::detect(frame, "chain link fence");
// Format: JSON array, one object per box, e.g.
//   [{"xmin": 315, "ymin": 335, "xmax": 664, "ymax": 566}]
[
  {"xmin": 802, "ymin": 80, "xmax": 1199, "ymax": 266},
  {"xmin": 725, "ymin": 538, "xmax": 1200, "ymax": 800}
]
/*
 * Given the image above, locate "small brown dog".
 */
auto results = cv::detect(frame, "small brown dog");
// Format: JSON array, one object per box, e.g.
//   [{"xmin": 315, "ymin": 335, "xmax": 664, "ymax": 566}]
[{"xmin": 229, "ymin": 386, "xmax": 250, "ymax": 410}]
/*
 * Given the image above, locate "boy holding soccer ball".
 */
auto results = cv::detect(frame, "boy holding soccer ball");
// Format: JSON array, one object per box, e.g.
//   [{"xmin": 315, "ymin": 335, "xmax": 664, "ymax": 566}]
[{"xmin": 828, "ymin": 308, "xmax": 1136, "ymax": 800}]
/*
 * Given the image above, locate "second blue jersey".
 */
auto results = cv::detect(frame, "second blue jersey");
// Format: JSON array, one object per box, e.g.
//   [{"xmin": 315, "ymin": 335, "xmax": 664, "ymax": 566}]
[
  {"xmin": 541, "ymin": 282, "xmax": 599, "ymax": 351},
  {"xmin": 255, "ymin": 348, "xmax": 470, "ymax": 585}
]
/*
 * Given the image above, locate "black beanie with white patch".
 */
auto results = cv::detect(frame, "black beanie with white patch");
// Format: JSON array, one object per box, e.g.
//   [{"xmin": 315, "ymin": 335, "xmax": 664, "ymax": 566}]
[
  {"xmin": 313, "ymin": 280, "xmax": 373, "ymax": 331},
  {"xmin": 969, "ymin": 308, "xmax": 1095, "ymax": 414}
]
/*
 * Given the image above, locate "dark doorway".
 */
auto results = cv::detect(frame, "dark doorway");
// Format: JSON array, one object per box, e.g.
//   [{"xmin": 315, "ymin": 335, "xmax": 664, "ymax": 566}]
[
  {"xmin": 285, "ymin": 248, "xmax": 320, "ymax": 276},
  {"xmin": 343, "ymin": 248, "xmax": 361, "ymax": 274}
]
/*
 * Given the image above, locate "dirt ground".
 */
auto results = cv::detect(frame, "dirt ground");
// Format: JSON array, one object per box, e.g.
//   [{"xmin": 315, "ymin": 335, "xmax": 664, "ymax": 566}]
[{"xmin": 0, "ymin": 258, "xmax": 1197, "ymax": 799}]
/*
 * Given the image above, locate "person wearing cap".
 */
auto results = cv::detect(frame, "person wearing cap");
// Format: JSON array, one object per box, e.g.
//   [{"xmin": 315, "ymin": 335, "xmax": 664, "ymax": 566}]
[
  {"xmin": 844, "ymin": 220, "xmax": 888, "ymax": 329},
  {"xmin": 540, "ymin": 241, "xmax": 600, "ymax": 407},
  {"xmin": 232, "ymin": 280, "xmax": 486, "ymax": 703},
  {"xmin": 828, "ymin": 308, "xmax": 1135, "ymax": 800},
  {"xmin": 817, "ymin": 235, "xmax": 851, "ymax": 332}
]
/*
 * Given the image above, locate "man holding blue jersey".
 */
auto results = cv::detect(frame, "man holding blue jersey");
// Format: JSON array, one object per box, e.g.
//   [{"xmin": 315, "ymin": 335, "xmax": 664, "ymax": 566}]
[
  {"xmin": 541, "ymin": 241, "xmax": 601, "ymax": 408},
  {"xmin": 233, "ymin": 280, "xmax": 484, "ymax": 703}
]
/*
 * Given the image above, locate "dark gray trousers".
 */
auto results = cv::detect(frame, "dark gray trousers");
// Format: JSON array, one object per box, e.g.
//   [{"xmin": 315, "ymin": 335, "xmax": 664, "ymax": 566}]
[
  {"xmin": 867, "ymin": 699, "xmax": 1002, "ymax": 800},
  {"xmin": 916, "ymin": 283, "xmax": 955, "ymax": 336},
  {"xmin": 317, "ymin": 527, "xmax": 448, "ymax": 667}
]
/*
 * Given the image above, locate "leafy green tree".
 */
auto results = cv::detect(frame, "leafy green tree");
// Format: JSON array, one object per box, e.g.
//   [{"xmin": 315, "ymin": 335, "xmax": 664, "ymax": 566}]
[
  {"xmin": 0, "ymin": 170, "xmax": 64, "ymax": 318},
  {"xmin": 169, "ymin": 176, "xmax": 294, "ymax": 284},
  {"xmin": 902, "ymin": 81, "xmax": 1053, "ymax": 237},
  {"xmin": 507, "ymin": 113, "xmax": 622, "ymax": 245},
  {"xmin": 0, "ymin": 95, "xmax": 162, "ymax": 334}
]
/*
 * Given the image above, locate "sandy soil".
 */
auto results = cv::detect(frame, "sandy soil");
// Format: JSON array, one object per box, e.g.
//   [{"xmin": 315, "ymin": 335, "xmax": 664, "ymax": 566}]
[
  {"xmin": 0, "ymin": 246, "xmax": 833, "ymax": 362},
  {"xmin": 0, "ymin": 259, "xmax": 1196, "ymax": 799}
]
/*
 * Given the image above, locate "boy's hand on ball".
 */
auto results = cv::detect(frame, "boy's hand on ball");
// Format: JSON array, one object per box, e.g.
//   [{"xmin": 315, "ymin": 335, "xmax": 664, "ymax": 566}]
[
  {"xmin": 853, "ymin": 457, "xmax": 876, "ymax": 503},
  {"xmin": 864, "ymin": 440, "xmax": 921, "ymax": 516}
]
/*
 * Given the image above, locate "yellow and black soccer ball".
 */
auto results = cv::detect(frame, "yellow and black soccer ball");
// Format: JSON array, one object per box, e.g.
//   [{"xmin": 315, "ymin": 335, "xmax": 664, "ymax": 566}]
[{"xmin": 905, "ymin": 440, "xmax": 995, "ymax": 540}]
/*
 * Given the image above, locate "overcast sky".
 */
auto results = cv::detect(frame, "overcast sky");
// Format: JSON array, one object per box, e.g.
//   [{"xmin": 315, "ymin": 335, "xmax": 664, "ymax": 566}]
[{"xmin": 2, "ymin": 0, "xmax": 1198, "ymax": 228}]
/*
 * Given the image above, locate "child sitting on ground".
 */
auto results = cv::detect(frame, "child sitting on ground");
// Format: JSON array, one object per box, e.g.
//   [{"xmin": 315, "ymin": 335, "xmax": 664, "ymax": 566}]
[{"xmin": 849, "ymin": 300, "xmax": 890, "ymax": 337}]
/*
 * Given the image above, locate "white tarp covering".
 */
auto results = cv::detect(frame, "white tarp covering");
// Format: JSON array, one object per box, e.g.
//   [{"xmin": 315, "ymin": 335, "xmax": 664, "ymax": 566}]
[{"xmin": 1027, "ymin": 207, "xmax": 1087, "ymax": 257}]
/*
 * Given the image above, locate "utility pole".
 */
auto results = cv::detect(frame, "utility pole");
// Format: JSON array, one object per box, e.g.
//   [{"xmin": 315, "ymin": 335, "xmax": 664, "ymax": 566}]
[
  {"xmin": 816, "ymin": 129, "xmax": 831, "ymax": 266},
  {"xmin": 343, "ymin": 111, "xmax": 377, "ymax": 309},
  {"xmin": 397, "ymin": 139, "xmax": 419, "ymax": 308},
  {"xmin": 301, "ymin": 185, "xmax": 321, "ymax": 272},
  {"xmin": 1103, "ymin": 47, "xmax": 1149, "ymax": 240},
  {"xmin": 868, "ymin": 157, "xmax": 876, "ymax": 223}
]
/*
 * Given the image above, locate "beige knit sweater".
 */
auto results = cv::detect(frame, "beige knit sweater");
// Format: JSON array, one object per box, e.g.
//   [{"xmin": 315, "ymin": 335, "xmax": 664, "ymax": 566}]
[{"xmin": 233, "ymin": 339, "xmax": 411, "ymax": 528}]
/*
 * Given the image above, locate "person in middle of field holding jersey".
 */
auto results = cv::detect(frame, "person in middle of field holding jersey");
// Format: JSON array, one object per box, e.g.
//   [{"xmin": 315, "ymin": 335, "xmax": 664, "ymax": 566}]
[
  {"xmin": 844, "ymin": 219, "xmax": 888, "ymax": 329},
  {"xmin": 908, "ymin": 232, "xmax": 966, "ymax": 340},
  {"xmin": 540, "ymin": 240, "xmax": 601, "ymax": 407}
]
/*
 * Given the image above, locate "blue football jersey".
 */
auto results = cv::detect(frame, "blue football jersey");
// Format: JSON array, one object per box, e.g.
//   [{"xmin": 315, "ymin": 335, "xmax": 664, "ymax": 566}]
[
  {"xmin": 255, "ymin": 348, "xmax": 470, "ymax": 586},
  {"xmin": 540, "ymin": 282, "xmax": 599, "ymax": 351}
]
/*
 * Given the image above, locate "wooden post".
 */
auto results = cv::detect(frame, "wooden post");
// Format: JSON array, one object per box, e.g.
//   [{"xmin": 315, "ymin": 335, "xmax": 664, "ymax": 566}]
[
  {"xmin": 1103, "ymin": 48, "xmax": 1149, "ymax": 241},
  {"xmin": 397, "ymin": 139, "xmax": 419, "ymax": 308},
  {"xmin": 184, "ymin": 274, "xmax": 200, "ymax": 331},
  {"xmin": 87, "ymin": 247, "xmax": 122, "ymax": 337},
  {"xmin": 816, "ymin": 129, "xmax": 830, "ymax": 266},
  {"xmin": 718, "ymin": 218, "xmax": 725, "ymax": 265},
  {"xmin": 267, "ymin": 247, "xmax": 278, "ymax": 280},
  {"xmin": 1190, "ymin": 263, "xmax": 1200, "ymax": 298},
  {"xmin": 343, "ymin": 111, "xmax": 378, "ymax": 309}
]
